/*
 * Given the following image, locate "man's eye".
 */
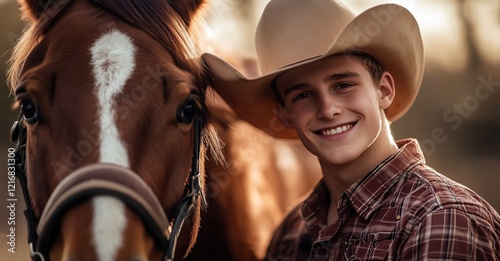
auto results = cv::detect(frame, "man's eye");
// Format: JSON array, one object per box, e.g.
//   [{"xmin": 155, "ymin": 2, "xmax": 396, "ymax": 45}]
[
  {"xmin": 293, "ymin": 93, "xmax": 312, "ymax": 102},
  {"xmin": 334, "ymin": 83, "xmax": 352, "ymax": 90}
]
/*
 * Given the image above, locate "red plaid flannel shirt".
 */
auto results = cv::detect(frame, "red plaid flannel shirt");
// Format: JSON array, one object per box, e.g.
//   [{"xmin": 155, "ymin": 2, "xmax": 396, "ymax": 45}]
[{"xmin": 265, "ymin": 139, "xmax": 500, "ymax": 261}]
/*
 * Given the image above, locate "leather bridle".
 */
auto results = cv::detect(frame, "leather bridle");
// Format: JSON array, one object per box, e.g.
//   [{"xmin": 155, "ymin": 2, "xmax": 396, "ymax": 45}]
[{"xmin": 10, "ymin": 113, "xmax": 204, "ymax": 261}]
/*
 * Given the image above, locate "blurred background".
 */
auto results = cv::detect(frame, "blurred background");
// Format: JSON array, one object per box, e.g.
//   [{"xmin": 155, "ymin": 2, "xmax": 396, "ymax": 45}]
[{"xmin": 1, "ymin": 0, "xmax": 499, "ymax": 259}]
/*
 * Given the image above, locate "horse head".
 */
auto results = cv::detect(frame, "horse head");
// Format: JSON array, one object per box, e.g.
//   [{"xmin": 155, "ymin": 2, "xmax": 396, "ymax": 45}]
[{"xmin": 8, "ymin": 0, "xmax": 222, "ymax": 260}]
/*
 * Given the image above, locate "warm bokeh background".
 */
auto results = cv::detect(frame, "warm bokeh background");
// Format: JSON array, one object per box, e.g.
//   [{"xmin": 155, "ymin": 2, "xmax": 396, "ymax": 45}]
[{"xmin": 1, "ymin": 0, "xmax": 499, "ymax": 259}]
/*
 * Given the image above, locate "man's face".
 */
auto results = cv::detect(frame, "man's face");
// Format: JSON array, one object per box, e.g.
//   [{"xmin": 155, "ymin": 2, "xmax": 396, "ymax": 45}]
[{"xmin": 274, "ymin": 55, "xmax": 393, "ymax": 165}]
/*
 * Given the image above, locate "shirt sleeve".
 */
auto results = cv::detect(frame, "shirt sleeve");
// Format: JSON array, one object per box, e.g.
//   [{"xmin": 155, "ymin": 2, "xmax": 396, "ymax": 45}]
[{"xmin": 399, "ymin": 208, "xmax": 500, "ymax": 261}]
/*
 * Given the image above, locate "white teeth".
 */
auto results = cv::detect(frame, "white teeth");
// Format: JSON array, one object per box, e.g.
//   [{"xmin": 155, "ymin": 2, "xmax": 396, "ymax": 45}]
[{"xmin": 321, "ymin": 124, "xmax": 352, "ymax": 136}]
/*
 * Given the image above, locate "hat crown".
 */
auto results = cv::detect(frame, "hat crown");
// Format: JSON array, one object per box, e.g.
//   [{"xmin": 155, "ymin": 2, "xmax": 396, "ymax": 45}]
[{"xmin": 255, "ymin": 0, "xmax": 355, "ymax": 74}]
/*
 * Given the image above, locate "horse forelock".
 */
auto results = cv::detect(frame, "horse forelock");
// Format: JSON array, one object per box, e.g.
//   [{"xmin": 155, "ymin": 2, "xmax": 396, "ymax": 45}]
[{"xmin": 92, "ymin": 0, "xmax": 206, "ymax": 84}]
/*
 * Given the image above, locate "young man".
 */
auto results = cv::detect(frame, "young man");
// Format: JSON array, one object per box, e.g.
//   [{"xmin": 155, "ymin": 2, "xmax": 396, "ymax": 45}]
[{"xmin": 203, "ymin": 0, "xmax": 500, "ymax": 260}]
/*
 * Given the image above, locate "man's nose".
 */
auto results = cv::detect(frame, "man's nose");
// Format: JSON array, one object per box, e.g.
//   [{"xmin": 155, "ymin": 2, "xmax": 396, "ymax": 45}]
[{"xmin": 316, "ymin": 95, "xmax": 342, "ymax": 120}]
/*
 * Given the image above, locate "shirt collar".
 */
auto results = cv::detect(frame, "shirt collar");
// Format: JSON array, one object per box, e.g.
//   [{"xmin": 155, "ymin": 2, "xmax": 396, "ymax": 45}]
[
  {"xmin": 345, "ymin": 138, "xmax": 426, "ymax": 219},
  {"xmin": 300, "ymin": 138, "xmax": 426, "ymax": 224}
]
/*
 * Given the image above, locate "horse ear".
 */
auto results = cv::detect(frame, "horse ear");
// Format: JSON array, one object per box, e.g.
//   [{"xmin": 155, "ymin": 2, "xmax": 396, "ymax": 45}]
[
  {"xmin": 170, "ymin": 0, "xmax": 206, "ymax": 27},
  {"xmin": 18, "ymin": 0, "xmax": 50, "ymax": 23}
]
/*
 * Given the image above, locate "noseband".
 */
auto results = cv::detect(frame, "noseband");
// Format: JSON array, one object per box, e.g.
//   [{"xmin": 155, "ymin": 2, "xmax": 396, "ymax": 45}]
[{"xmin": 10, "ymin": 114, "xmax": 204, "ymax": 261}]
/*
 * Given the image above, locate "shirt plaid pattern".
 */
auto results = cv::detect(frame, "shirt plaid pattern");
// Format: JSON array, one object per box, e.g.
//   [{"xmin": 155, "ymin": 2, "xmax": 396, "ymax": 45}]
[{"xmin": 265, "ymin": 139, "xmax": 500, "ymax": 261}]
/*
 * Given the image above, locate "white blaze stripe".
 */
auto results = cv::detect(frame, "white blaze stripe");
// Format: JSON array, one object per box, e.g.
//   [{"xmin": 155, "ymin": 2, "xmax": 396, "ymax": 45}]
[
  {"xmin": 91, "ymin": 196, "xmax": 128, "ymax": 261},
  {"xmin": 91, "ymin": 29, "xmax": 135, "ymax": 166},
  {"xmin": 90, "ymin": 30, "xmax": 136, "ymax": 261}
]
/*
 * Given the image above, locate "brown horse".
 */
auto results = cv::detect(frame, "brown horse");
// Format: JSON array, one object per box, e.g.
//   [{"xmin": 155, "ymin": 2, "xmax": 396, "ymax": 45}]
[
  {"xmin": 8, "ymin": 0, "xmax": 223, "ymax": 260},
  {"xmin": 7, "ymin": 0, "xmax": 321, "ymax": 260}
]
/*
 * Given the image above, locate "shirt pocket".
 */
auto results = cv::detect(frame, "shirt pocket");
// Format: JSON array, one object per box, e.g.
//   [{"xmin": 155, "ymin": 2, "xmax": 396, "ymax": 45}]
[{"xmin": 343, "ymin": 232, "xmax": 395, "ymax": 261}]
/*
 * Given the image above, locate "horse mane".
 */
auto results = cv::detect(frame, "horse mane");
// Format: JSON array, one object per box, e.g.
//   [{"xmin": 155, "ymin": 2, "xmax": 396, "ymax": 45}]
[
  {"xmin": 7, "ymin": 0, "xmax": 225, "ymax": 165},
  {"xmin": 7, "ymin": 0, "xmax": 71, "ymax": 93}
]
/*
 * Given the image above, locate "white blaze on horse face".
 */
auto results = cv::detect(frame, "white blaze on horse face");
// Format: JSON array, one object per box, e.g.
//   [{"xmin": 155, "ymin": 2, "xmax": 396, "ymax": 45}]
[
  {"xmin": 91, "ymin": 196, "xmax": 128, "ymax": 261},
  {"xmin": 91, "ymin": 29, "xmax": 136, "ymax": 166},
  {"xmin": 90, "ymin": 30, "xmax": 137, "ymax": 261}
]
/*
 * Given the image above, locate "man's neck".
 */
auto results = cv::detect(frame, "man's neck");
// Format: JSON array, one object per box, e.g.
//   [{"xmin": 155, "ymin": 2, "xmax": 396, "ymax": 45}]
[{"xmin": 320, "ymin": 123, "xmax": 399, "ymax": 221}]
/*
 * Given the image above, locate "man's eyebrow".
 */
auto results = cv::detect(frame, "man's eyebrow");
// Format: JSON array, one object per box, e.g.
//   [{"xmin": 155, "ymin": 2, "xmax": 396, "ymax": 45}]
[{"xmin": 327, "ymin": 71, "xmax": 360, "ymax": 81}]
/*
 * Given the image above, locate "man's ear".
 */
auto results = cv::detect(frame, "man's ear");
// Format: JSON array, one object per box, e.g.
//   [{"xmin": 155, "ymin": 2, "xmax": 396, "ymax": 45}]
[
  {"xmin": 378, "ymin": 72, "xmax": 396, "ymax": 110},
  {"xmin": 273, "ymin": 102, "xmax": 293, "ymax": 129}
]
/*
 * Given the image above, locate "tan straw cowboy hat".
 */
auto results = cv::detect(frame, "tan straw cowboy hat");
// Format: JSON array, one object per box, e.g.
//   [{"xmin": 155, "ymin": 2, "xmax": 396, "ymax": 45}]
[{"xmin": 203, "ymin": 0, "xmax": 424, "ymax": 139}]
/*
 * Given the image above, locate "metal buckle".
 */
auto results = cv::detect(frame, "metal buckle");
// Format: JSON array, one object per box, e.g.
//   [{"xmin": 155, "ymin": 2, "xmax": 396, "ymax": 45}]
[
  {"xmin": 30, "ymin": 243, "xmax": 45, "ymax": 261},
  {"xmin": 10, "ymin": 120, "xmax": 19, "ymax": 142}
]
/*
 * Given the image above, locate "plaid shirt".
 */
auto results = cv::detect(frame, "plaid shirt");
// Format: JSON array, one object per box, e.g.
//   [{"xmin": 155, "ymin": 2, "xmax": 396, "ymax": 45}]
[{"xmin": 265, "ymin": 139, "xmax": 500, "ymax": 261}]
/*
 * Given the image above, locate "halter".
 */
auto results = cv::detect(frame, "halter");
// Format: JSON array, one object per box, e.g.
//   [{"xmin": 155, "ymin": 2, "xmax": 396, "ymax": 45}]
[{"xmin": 10, "ymin": 113, "xmax": 204, "ymax": 261}]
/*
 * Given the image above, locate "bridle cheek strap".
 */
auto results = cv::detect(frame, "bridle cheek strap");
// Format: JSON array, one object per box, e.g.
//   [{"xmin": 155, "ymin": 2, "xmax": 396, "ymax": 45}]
[
  {"xmin": 10, "ymin": 117, "xmax": 42, "ymax": 260},
  {"xmin": 166, "ymin": 115, "xmax": 204, "ymax": 261}
]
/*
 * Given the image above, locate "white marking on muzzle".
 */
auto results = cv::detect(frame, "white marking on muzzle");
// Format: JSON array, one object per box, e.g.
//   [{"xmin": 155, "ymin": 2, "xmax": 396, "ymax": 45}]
[{"xmin": 90, "ymin": 29, "xmax": 136, "ymax": 261}]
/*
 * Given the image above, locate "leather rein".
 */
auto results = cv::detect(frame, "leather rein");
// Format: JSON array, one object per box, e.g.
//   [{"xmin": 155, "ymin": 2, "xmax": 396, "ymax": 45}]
[{"xmin": 10, "ymin": 113, "xmax": 204, "ymax": 261}]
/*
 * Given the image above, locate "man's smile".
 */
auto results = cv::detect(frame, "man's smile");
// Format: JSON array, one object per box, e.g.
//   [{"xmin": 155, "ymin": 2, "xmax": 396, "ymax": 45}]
[{"xmin": 314, "ymin": 122, "xmax": 357, "ymax": 136}]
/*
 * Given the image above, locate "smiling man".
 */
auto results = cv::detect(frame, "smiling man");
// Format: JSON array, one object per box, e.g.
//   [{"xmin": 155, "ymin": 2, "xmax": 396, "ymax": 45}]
[
  {"xmin": 202, "ymin": 0, "xmax": 500, "ymax": 260},
  {"xmin": 272, "ymin": 54, "xmax": 398, "ymax": 227}
]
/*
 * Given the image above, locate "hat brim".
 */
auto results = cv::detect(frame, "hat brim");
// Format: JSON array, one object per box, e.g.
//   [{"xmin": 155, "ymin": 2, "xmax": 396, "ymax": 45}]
[{"xmin": 203, "ymin": 4, "xmax": 424, "ymax": 139}]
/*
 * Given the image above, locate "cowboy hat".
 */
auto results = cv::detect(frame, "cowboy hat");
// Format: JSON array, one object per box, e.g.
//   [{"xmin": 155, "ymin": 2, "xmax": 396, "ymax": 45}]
[{"xmin": 203, "ymin": 0, "xmax": 424, "ymax": 139}]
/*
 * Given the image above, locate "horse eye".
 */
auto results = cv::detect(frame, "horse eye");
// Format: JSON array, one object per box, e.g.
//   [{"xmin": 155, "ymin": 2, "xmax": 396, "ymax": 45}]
[
  {"xmin": 177, "ymin": 100, "xmax": 198, "ymax": 124},
  {"xmin": 20, "ymin": 98, "xmax": 39, "ymax": 124}
]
